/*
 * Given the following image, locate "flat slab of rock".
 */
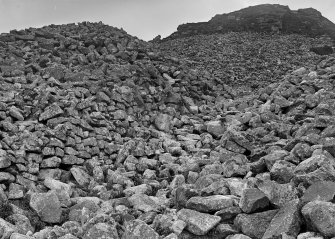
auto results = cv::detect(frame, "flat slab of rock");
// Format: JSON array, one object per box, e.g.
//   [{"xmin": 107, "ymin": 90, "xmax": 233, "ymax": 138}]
[
  {"xmin": 122, "ymin": 219, "xmax": 159, "ymax": 239},
  {"xmin": 186, "ymin": 195, "xmax": 235, "ymax": 213},
  {"xmin": 39, "ymin": 103, "xmax": 64, "ymax": 121},
  {"xmin": 262, "ymin": 199, "xmax": 301, "ymax": 239},
  {"xmin": 301, "ymin": 181, "xmax": 335, "ymax": 203},
  {"xmin": 302, "ymin": 201, "xmax": 335, "ymax": 238},
  {"xmin": 128, "ymin": 194, "xmax": 161, "ymax": 212},
  {"xmin": 177, "ymin": 208, "xmax": 221, "ymax": 235},
  {"xmin": 29, "ymin": 190, "xmax": 62, "ymax": 223},
  {"xmin": 257, "ymin": 180, "xmax": 298, "ymax": 208}
]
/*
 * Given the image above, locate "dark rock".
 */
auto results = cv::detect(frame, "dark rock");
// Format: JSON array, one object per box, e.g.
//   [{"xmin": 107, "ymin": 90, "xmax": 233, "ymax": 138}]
[{"xmin": 239, "ymin": 188, "xmax": 270, "ymax": 213}]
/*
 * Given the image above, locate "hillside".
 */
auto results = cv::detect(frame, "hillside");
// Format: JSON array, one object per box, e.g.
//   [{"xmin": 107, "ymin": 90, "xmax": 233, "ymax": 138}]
[
  {"xmin": 158, "ymin": 32, "xmax": 332, "ymax": 95},
  {"xmin": 0, "ymin": 21, "xmax": 335, "ymax": 239},
  {"xmin": 164, "ymin": 4, "xmax": 335, "ymax": 41}
]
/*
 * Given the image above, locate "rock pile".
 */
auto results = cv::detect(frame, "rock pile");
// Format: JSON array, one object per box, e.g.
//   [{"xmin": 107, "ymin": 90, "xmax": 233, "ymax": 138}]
[
  {"xmin": 0, "ymin": 21, "xmax": 335, "ymax": 239},
  {"xmin": 158, "ymin": 32, "xmax": 332, "ymax": 94}
]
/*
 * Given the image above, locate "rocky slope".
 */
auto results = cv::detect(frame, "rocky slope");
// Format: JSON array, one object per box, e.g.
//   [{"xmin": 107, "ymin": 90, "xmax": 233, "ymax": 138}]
[
  {"xmin": 164, "ymin": 4, "xmax": 335, "ymax": 41},
  {"xmin": 1, "ymin": 21, "xmax": 335, "ymax": 239},
  {"xmin": 158, "ymin": 32, "xmax": 332, "ymax": 94}
]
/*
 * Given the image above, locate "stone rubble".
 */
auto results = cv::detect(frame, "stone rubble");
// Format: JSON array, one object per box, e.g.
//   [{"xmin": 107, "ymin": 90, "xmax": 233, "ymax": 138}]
[{"xmin": 0, "ymin": 21, "xmax": 334, "ymax": 239}]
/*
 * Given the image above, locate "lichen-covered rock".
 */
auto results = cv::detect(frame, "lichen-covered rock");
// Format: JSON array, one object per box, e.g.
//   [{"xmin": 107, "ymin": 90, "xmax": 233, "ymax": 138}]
[
  {"xmin": 177, "ymin": 208, "xmax": 221, "ymax": 235},
  {"xmin": 186, "ymin": 195, "xmax": 235, "ymax": 213},
  {"xmin": 122, "ymin": 219, "xmax": 159, "ymax": 239},
  {"xmin": 29, "ymin": 190, "xmax": 62, "ymax": 223},
  {"xmin": 39, "ymin": 103, "xmax": 64, "ymax": 121},
  {"xmin": 302, "ymin": 201, "xmax": 335, "ymax": 238},
  {"xmin": 263, "ymin": 199, "xmax": 301, "ymax": 239}
]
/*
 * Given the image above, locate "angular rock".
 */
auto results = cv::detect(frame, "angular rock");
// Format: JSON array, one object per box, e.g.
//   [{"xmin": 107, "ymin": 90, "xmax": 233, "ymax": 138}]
[
  {"xmin": 302, "ymin": 201, "xmax": 335, "ymax": 238},
  {"xmin": 154, "ymin": 113, "xmax": 171, "ymax": 132},
  {"xmin": 234, "ymin": 210, "xmax": 278, "ymax": 239},
  {"xmin": 128, "ymin": 194, "xmax": 161, "ymax": 212},
  {"xmin": 262, "ymin": 199, "xmax": 301, "ymax": 239},
  {"xmin": 0, "ymin": 218, "xmax": 17, "ymax": 239},
  {"xmin": 186, "ymin": 195, "xmax": 235, "ymax": 213},
  {"xmin": 29, "ymin": 190, "xmax": 62, "ymax": 223},
  {"xmin": 39, "ymin": 103, "xmax": 64, "ymax": 121},
  {"xmin": 257, "ymin": 180, "xmax": 298, "ymax": 208},
  {"xmin": 301, "ymin": 181, "xmax": 335, "ymax": 203},
  {"xmin": 206, "ymin": 120, "xmax": 225, "ymax": 138},
  {"xmin": 83, "ymin": 222, "xmax": 119, "ymax": 239},
  {"xmin": 239, "ymin": 188, "xmax": 270, "ymax": 213},
  {"xmin": 177, "ymin": 208, "xmax": 221, "ymax": 235},
  {"xmin": 70, "ymin": 167, "xmax": 92, "ymax": 186},
  {"xmin": 122, "ymin": 219, "xmax": 159, "ymax": 239}
]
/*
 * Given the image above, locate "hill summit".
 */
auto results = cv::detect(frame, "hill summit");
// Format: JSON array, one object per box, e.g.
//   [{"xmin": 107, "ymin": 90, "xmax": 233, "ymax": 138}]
[{"xmin": 164, "ymin": 4, "xmax": 335, "ymax": 40}]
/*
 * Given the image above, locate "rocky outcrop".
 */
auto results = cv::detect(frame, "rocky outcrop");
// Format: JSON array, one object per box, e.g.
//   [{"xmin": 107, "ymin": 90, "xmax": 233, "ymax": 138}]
[{"xmin": 164, "ymin": 4, "xmax": 335, "ymax": 40}]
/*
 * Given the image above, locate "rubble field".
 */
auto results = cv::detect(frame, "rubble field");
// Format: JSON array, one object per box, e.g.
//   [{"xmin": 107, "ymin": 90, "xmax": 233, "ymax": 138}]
[{"xmin": 0, "ymin": 21, "xmax": 335, "ymax": 239}]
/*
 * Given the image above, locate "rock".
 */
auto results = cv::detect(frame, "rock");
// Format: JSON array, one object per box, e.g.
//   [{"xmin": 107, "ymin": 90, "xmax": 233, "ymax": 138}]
[
  {"xmin": 68, "ymin": 199, "xmax": 100, "ymax": 223},
  {"xmin": 83, "ymin": 222, "xmax": 119, "ymax": 239},
  {"xmin": 44, "ymin": 178, "xmax": 72, "ymax": 206},
  {"xmin": 8, "ymin": 183, "xmax": 24, "ymax": 199},
  {"xmin": 234, "ymin": 210, "xmax": 278, "ymax": 239},
  {"xmin": 154, "ymin": 114, "xmax": 171, "ymax": 132},
  {"xmin": 70, "ymin": 167, "xmax": 92, "ymax": 186},
  {"xmin": 29, "ymin": 190, "xmax": 62, "ymax": 223},
  {"xmin": 177, "ymin": 208, "xmax": 221, "ymax": 235},
  {"xmin": 293, "ymin": 151, "xmax": 335, "ymax": 185},
  {"xmin": 0, "ymin": 150, "xmax": 11, "ymax": 168},
  {"xmin": 301, "ymin": 181, "xmax": 335, "ymax": 203},
  {"xmin": 9, "ymin": 106, "xmax": 24, "ymax": 121},
  {"xmin": 226, "ymin": 234, "xmax": 252, "ymax": 239},
  {"xmin": 215, "ymin": 206, "xmax": 242, "ymax": 222},
  {"xmin": 214, "ymin": 223, "xmax": 238, "ymax": 238},
  {"xmin": 257, "ymin": 180, "xmax": 298, "ymax": 208},
  {"xmin": 124, "ymin": 184, "xmax": 152, "ymax": 197},
  {"xmin": 6, "ymin": 214, "xmax": 34, "ymax": 235},
  {"xmin": 0, "ymin": 218, "xmax": 17, "ymax": 239},
  {"xmin": 128, "ymin": 194, "xmax": 161, "ymax": 212},
  {"xmin": 302, "ymin": 201, "xmax": 335, "ymax": 238},
  {"xmin": 122, "ymin": 219, "xmax": 159, "ymax": 239},
  {"xmin": 9, "ymin": 233, "xmax": 34, "ymax": 239},
  {"xmin": 174, "ymin": 186, "xmax": 200, "ymax": 208},
  {"xmin": 0, "ymin": 172, "xmax": 15, "ymax": 183},
  {"xmin": 297, "ymin": 232, "xmax": 323, "ymax": 239},
  {"xmin": 186, "ymin": 195, "xmax": 235, "ymax": 213},
  {"xmin": 310, "ymin": 45, "xmax": 334, "ymax": 55},
  {"xmin": 270, "ymin": 160, "xmax": 295, "ymax": 183},
  {"xmin": 239, "ymin": 188, "xmax": 270, "ymax": 213},
  {"xmin": 166, "ymin": 4, "xmax": 335, "ymax": 40},
  {"xmin": 206, "ymin": 120, "xmax": 225, "ymax": 138},
  {"xmin": 39, "ymin": 103, "xmax": 64, "ymax": 121},
  {"xmin": 262, "ymin": 150, "xmax": 289, "ymax": 170},
  {"xmin": 262, "ymin": 199, "xmax": 301, "ymax": 239}
]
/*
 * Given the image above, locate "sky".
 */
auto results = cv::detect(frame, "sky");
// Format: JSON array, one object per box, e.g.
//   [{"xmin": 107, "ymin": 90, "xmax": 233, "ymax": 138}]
[{"xmin": 0, "ymin": 0, "xmax": 334, "ymax": 41}]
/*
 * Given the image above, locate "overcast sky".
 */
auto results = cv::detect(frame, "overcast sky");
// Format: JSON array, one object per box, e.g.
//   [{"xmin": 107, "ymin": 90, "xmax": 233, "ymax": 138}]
[{"xmin": 0, "ymin": 0, "xmax": 334, "ymax": 41}]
